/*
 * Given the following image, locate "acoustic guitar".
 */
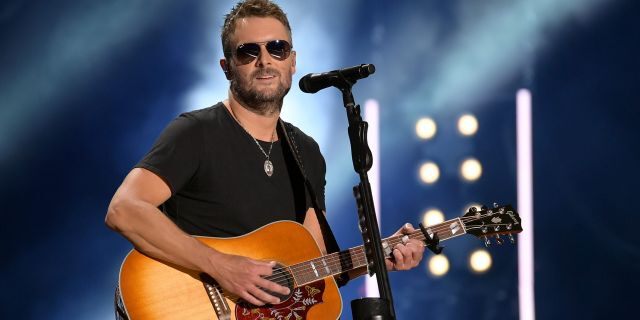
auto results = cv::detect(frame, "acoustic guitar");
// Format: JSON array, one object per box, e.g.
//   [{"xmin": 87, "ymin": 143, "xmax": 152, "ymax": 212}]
[{"xmin": 118, "ymin": 204, "xmax": 521, "ymax": 319}]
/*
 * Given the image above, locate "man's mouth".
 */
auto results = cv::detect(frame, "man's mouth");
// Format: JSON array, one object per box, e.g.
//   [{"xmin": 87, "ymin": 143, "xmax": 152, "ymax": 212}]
[{"xmin": 256, "ymin": 75, "xmax": 276, "ymax": 80}]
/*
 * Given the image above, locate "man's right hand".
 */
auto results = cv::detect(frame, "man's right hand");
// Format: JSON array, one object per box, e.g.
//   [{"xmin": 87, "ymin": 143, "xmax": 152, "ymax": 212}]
[{"xmin": 206, "ymin": 252, "xmax": 291, "ymax": 306}]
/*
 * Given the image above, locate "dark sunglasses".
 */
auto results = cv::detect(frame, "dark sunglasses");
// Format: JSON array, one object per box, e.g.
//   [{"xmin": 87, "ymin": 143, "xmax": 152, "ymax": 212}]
[{"xmin": 231, "ymin": 40, "xmax": 292, "ymax": 65}]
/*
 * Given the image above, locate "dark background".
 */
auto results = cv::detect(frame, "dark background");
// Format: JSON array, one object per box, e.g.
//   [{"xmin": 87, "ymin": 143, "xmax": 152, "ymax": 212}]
[{"xmin": 1, "ymin": 0, "xmax": 638, "ymax": 319}]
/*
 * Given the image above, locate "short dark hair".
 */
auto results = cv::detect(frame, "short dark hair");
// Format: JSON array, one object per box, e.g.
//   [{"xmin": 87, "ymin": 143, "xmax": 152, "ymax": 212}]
[{"xmin": 221, "ymin": 0, "xmax": 292, "ymax": 60}]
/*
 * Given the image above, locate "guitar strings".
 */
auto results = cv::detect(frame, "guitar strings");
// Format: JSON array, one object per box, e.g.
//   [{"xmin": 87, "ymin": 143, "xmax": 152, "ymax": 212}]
[
  {"xmin": 204, "ymin": 212, "xmax": 517, "ymax": 292},
  {"xmin": 261, "ymin": 212, "xmax": 516, "ymax": 285},
  {"xmin": 266, "ymin": 225, "xmax": 513, "ymax": 287},
  {"xmin": 271, "ymin": 219, "xmax": 514, "ymax": 286},
  {"xmin": 277, "ymin": 212, "xmax": 514, "ymax": 278},
  {"xmin": 278, "ymin": 212, "xmax": 515, "ymax": 283}
]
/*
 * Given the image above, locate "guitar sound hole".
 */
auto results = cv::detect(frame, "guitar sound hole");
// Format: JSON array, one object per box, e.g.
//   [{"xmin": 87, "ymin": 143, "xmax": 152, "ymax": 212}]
[{"xmin": 262, "ymin": 262, "xmax": 294, "ymax": 303}]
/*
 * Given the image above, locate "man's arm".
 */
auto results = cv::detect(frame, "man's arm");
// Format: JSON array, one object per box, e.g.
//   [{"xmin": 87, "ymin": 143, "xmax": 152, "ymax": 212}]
[{"xmin": 105, "ymin": 168, "xmax": 289, "ymax": 306}]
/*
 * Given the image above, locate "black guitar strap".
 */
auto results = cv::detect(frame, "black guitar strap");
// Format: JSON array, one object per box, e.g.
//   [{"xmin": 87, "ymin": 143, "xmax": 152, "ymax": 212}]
[{"xmin": 278, "ymin": 119, "xmax": 349, "ymax": 287}]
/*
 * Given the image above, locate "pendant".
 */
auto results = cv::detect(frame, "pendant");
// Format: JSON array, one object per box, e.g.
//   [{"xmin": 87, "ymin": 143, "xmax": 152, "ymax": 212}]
[{"xmin": 264, "ymin": 160, "xmax": 274, "ymax": 177}]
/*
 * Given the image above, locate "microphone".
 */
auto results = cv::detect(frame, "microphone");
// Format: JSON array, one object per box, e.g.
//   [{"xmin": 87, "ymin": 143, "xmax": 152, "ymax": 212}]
[{"xmin": 299, "ymin": 64, "xmax": 375, "ymax": 93}]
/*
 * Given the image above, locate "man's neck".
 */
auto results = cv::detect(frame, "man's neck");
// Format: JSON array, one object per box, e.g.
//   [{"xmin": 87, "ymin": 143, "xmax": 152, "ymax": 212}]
[{"xmin": 225, "ymin": 94, "xmax": 280, "ymax": 141}]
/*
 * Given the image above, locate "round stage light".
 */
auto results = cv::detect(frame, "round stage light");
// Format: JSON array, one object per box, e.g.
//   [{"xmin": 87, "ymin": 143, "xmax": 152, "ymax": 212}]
[
  {"xmin": 419, "ymin": 162, "xmax": 440, "ymax": 184},
  {"xmin": 460, "ymin": 158, "xmax": 482, "ymax": 182},
  {"xmin": 428, "ymin": 254, "xmax": 450, "ymax": 277},
  {"xmin": 422, "ymin": 208, "xmax": 445, "ymax": 227},
  {"xmin": 416, "ymin": 117, "xmax": 437, "ymax": 140},
  {"xmin": 458, "ymin": 113, "xmax": 479, "ymax": 136},
  {"xmin": 469, "ymin": 249, "xmax": 492, "ymax": 274}
]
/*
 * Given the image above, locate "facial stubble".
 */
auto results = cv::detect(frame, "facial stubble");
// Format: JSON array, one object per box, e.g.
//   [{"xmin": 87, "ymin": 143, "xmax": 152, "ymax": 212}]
[{"xmin": 230, "ymin": 67, "xmax": 291, "ymax": 116}]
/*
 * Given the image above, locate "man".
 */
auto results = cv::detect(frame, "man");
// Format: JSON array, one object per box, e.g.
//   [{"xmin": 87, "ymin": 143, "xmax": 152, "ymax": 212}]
[{"xmin": 106, "ymin": 0, "xmax": 424, "ymax": 317}]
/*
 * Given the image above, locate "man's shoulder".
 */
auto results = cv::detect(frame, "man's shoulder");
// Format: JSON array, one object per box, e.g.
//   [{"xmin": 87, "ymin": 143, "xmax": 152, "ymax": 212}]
[
  {"xmin": 281, "ymin": 120, "xmax": 321, "ymax": 151},
  {"xmin": 180, "ymin": 102, "xmax": 226, "ymax": 122}
]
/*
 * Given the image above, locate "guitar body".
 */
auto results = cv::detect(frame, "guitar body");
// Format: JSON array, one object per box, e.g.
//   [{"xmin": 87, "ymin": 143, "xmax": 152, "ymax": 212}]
[{"xmin": 119, "ymin": 221, "xmax": 342, "ymax": 320}]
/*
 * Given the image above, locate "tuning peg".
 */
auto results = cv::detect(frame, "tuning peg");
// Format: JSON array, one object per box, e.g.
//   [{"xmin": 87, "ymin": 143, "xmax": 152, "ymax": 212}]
[
  {"xmin": 483, "ymin": 236, "xmax": 491, "ymax": 247},
  {"xmin": 495, "ymin": 235, "xmax": 504, "ymax": 245},
  {"xmin": 493, "ymin": 202, "xmax": 499, "ymax": 208},
  {"xmin": 508, "ymin": 234, "xmax": 515, "ymax": 244},
  {"xmin": 468, "ymin": 206, "xmax": 478, "ymax": 214}
]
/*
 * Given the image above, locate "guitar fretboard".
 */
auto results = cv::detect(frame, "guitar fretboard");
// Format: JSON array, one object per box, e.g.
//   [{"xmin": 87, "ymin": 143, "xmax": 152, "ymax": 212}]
[{"xmin": 288, "ymin": 217, "xmax": 467, "ymax": 286}]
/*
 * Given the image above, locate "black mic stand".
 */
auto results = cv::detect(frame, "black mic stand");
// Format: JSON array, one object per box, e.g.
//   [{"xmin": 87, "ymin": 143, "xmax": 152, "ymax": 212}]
[{"xmin": 332, "ymin": 68, "xmax": 396, "ymax": 320}]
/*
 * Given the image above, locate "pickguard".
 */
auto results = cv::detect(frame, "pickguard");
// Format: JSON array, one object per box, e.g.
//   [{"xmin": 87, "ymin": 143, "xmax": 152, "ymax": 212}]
[{"xmin": 235, "ymin": 280, "xmax": 325, "ymax": 320}]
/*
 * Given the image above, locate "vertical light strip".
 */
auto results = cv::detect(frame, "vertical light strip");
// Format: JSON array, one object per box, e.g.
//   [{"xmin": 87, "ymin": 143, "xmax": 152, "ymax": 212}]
[
  {"xmin": 517, "ymin": 89, "xmax": 535, "ymax": 320},
  {"xmin": 364, "ymin": 99, "xmax": 381, "ymax": 297}
]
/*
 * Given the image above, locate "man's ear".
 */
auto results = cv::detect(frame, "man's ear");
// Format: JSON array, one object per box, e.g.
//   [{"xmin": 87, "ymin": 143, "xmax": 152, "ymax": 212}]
[
  {"xmin": 220, "ymin": 59, "xmax": 232, "ymax": 80},
  {"xmin": 290, "ymin": 50, "xmax": 296, "ymax": 75}
]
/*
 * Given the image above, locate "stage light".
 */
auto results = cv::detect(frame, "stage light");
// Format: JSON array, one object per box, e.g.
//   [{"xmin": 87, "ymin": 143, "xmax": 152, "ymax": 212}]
[
  {"xmin": 457, "ymin": 113, "xmax": 479, "ymax": 136},
  {"xmin": 517, "ymin": 88, "xmax": 536, "ymax": 320},
  {"xmin": 460, "ymin": 158, "xmax": 482, "ymax": 182},
  {"xmin": 469, "ymin": 249, "xmax": 492, "ymax": 274},
  {"xmin": 428, "ymin": 254, "xmax": 450, "ymax": 277},
  {"xmin": 422, "ymin": 208, "xmax": 445, "ymax": 227},
  {"xmin": 419, "ymin": 162, "xmax": 440, "ymax": 184},
  {"xmin": 416, "ymin": 117, "xmax": 437, "ymax": 140}
]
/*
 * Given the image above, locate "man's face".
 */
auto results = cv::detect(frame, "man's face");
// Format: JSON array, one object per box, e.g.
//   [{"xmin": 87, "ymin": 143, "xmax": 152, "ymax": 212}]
[{"xmin": 226, "ymin": 17, "xmax": 296, "ymax": 115}]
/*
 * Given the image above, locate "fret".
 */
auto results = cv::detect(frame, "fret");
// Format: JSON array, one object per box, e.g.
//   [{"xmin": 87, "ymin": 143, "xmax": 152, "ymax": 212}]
[
  {"xmin": 394, "ymin": 217, "xmax": 467, "ymax": 245},
  {"xmin": 423, "ymin": 217, "xmax": 466, "ymax": 241}
]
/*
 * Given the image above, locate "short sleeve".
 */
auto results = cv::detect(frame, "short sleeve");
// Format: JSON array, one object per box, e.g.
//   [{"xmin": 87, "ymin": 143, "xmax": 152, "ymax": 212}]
[{"xmin": 135, "ymin": 114, "xmax": 202, "ymax": 194}]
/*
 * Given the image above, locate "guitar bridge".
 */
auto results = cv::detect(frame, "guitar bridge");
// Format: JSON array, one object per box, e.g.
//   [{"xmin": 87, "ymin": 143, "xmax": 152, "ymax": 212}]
[{"xmin": 200, "ymin": 273, "xmax": 231, "ymax": 320}]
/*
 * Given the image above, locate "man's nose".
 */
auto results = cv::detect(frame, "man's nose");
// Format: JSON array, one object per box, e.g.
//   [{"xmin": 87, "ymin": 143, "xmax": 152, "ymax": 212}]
[{"xmin": 255, "ymin": 45, "xmax": 272, "ymax": 66}]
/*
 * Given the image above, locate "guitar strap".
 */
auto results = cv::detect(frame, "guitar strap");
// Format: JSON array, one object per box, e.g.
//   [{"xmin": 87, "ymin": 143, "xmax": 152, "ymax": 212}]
[{"xmin": 278, "ymin": 119, "xmax": 350, "ymax": 287}]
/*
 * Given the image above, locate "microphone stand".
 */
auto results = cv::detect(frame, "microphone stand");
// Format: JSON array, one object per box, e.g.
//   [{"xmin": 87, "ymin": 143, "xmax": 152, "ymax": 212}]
[{"xmin": 333, "ymin": 71, "xmax": 396, "ymax": 320}]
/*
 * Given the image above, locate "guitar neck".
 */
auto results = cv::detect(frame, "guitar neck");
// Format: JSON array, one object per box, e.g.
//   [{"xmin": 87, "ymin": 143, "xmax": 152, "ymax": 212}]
[{"xmin": 290, "ymin": 217, "xmax": 467, "ymax": 285}]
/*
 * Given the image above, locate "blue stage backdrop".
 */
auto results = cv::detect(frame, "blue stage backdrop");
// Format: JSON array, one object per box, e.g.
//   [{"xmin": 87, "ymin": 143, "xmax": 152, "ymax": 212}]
[{"xmin": 1, "ymin": 0, "xmax": 639, "ymax": 319}]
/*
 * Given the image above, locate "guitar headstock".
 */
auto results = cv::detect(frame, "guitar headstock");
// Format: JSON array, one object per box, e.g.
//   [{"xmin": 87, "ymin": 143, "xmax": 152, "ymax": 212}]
[{"xmin": 462, "ymin": 204, "xmax": 522, "ymax": 246}]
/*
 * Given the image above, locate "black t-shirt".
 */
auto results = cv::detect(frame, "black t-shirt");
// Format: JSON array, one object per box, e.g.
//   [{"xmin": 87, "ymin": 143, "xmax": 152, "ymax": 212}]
[{"xmin": 136, "ymin": 102, "xmax": 326, "ymax": 237}]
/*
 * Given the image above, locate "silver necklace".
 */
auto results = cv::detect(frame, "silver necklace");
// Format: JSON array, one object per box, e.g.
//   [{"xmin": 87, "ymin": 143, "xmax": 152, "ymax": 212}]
[
  {"xmin": 252, "ymin": 130, "xmax": 276, "ymax": 177},
  {"xmin": 231, "ymin": 109, "xmax": 276, "ymax": 177}
]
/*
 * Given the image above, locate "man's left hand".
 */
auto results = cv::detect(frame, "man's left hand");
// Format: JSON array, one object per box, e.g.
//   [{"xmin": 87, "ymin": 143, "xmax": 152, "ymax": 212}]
[{"xmin": 385, "ymin": 223, "xmax": 425, "ymax": 271}]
